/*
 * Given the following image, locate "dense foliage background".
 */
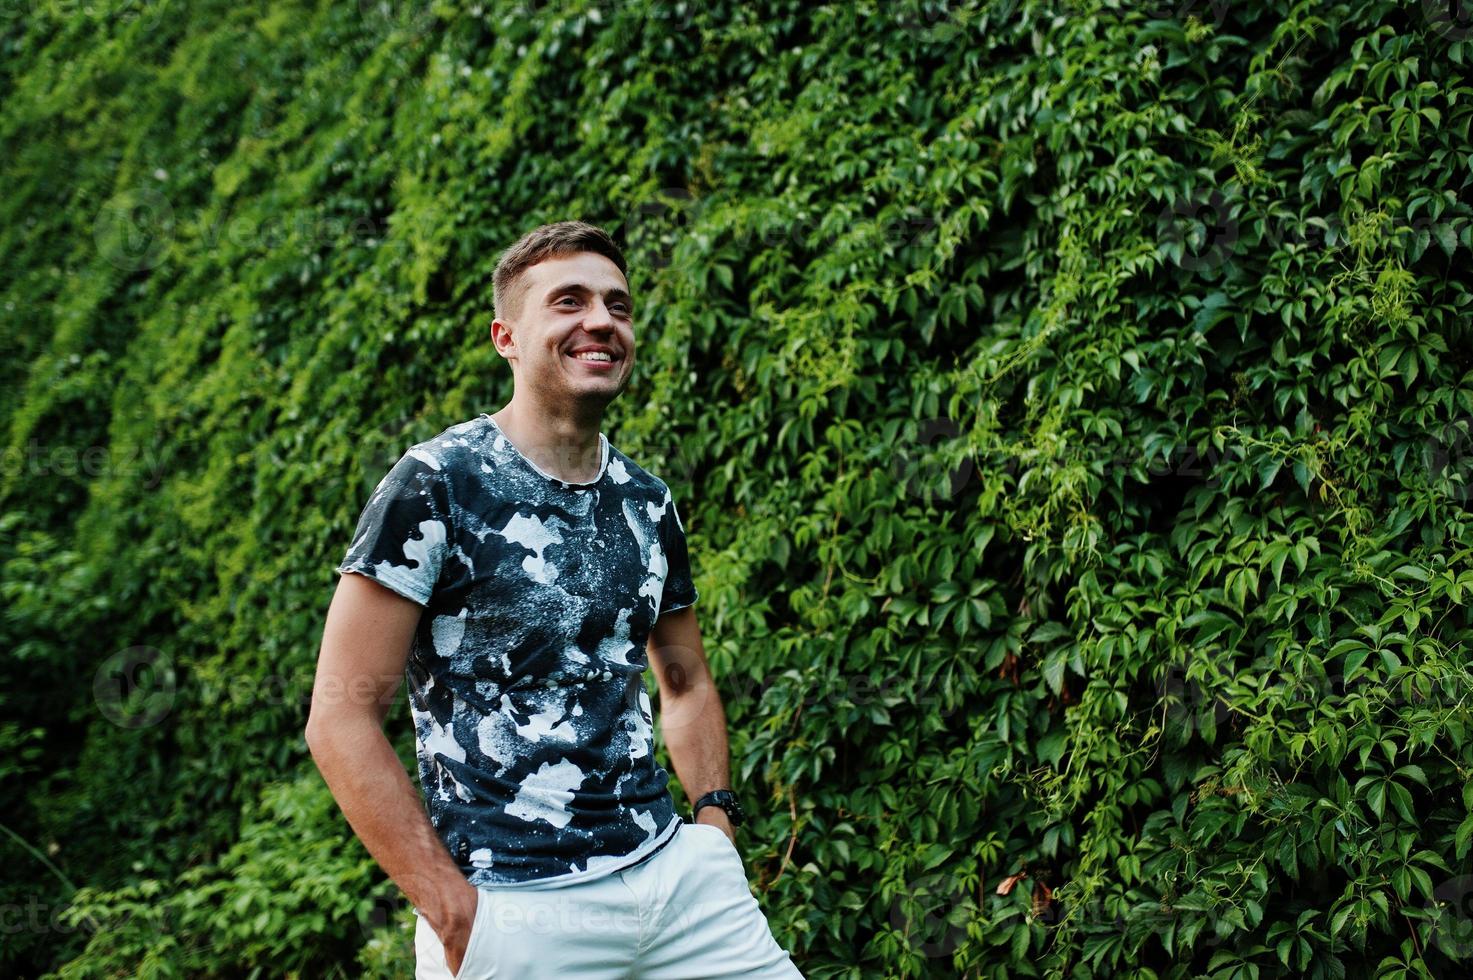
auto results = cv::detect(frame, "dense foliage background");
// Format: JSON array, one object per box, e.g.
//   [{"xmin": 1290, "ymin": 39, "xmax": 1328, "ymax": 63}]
[{"xmin": 2, "ymin": 0, "xmax": 1470, "ymax": 976}]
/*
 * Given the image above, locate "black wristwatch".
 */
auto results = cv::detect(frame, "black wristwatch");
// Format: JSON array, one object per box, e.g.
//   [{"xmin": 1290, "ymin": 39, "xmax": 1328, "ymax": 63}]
[{"xmin": 691, "ymin": 789, "xmax": 747, "ymax": 827}]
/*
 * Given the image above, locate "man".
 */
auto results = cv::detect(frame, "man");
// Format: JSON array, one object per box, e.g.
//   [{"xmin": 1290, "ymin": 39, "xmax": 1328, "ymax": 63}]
[{"xmin": 305, "ymin": 221, "xmax": 804, "ymax": 978}]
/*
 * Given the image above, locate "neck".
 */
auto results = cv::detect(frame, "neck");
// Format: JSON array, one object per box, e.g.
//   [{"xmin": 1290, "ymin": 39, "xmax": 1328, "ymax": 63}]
[{"xmin": 491, "ymin": 397, "xmax": 605, "ymax": 484}]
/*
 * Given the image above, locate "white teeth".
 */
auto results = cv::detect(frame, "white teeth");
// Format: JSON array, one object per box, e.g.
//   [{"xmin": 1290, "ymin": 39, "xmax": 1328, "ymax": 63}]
[{"xmin": 571, "ymin": 351, "xmax": 613, "ymax": 362}]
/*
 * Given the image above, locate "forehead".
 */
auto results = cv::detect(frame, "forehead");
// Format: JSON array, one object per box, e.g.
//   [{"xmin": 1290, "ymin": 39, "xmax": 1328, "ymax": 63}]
[{"xmin": 523, "ymin": 252, "xmax": 629, "ymax": 297}]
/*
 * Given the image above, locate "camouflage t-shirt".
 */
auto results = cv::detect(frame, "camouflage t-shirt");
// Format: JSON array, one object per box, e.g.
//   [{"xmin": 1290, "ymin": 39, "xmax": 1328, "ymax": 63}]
[{"xmin": 335, "ymin": 413, "xmax": 699, "ymax": 888}]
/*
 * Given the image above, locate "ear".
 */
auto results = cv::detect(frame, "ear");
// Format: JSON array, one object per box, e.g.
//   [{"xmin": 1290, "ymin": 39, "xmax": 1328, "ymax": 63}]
[{"xmin": 490, "ymin": 317, "xmax": 515, "ymax": 358}]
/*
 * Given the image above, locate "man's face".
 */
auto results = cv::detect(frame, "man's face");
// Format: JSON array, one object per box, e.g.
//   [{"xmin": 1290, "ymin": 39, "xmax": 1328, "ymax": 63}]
[{"xmin": 492, "ymin": 251, "xmax": 635, "ymax": 409}]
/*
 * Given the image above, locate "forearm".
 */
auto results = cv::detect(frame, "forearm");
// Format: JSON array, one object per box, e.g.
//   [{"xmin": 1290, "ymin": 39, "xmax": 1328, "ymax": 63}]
[
  {"xmin": 660, "ymin": 676, "xmax": 732, "ymax": 808},
  {"xmin": 305, "ymin": 714, "xmax": 468, "ymax": 932}
]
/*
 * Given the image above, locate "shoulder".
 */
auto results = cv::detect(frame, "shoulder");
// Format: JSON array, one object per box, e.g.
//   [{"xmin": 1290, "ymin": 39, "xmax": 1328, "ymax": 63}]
[
  {"xmin": 389, "ymin": 415, "xmax": 495, "ymax": 487},
  {"xmin": 603, "ymin": 442, "xmax": 672, "ymax": 500}
]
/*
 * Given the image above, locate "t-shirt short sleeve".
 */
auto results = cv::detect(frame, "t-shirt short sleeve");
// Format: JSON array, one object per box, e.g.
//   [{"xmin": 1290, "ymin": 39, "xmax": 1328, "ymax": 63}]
[
  {"xmin": 336, "ymin": 448, "xmax": 454, "ymax": 607},
  {"xmin": 657, "ymin": 485, "xmax": 698, "ymax": 617}
]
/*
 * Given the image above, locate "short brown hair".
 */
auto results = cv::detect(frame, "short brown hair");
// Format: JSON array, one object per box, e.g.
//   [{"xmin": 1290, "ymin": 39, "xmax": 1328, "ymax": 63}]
[{"xmin": 492, "ymin": 220, "xmax": 628, "ymax": 323}]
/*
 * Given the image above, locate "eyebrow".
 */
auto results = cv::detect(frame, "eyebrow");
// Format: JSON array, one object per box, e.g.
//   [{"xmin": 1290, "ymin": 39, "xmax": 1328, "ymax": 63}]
[{"xmin": 545, "ymin": 282, "xmax": 633, "ymax": 306}]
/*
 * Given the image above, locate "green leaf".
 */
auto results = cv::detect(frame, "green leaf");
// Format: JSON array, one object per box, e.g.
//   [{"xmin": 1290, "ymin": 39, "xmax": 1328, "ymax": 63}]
[
  {"xmin": 1042, "ymin": 650, "xmax": 1067, "ymax": 696},
  {"xmin": 1456, "ymin": 813, "xmax": 1473, "ymax": 860},
  {"xmin": 1028, "ymin": 622, "xmax": 1071, "ymax": 644},
  {"xmin": 1368, "ymin": 781, "xmax": 1386, "ymax": 819},
  {"xmin": 1396, "ymin": 765, "xmax": 1428, "ymax": 788},
  {"xmin": 1036, "ymin": 729, "xmax": 1068, "ymax": 767},
  {"xmin": 1434, "ymin": 221, "xmax": 1458, "ymax": 258}
]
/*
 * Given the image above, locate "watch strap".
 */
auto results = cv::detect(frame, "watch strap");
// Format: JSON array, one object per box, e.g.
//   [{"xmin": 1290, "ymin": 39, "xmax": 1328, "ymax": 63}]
[{"xmin": 691, "ymin": 789, "xmax": 746, "ymax": 826}]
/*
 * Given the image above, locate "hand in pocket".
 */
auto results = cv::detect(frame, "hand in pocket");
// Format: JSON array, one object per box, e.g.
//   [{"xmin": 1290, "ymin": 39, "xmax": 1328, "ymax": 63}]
[{"xmin": 439, "ymin": 884, "xmax": 481, "ymax": 978}]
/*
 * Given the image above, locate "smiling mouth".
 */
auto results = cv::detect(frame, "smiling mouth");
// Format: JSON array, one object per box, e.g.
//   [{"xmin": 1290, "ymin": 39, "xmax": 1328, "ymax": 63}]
[{"xmin": 567, "ymin": 352, "xmax": 619, "ymax": 368}]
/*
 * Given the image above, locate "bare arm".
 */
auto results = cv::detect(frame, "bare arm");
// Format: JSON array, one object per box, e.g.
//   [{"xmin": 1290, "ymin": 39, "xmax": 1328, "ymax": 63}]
[
  {"xmin": 646, "ymin": 605, "xmax": 737, "ymax": 842},
  {"xmin": 304, "ymin": 572, "xmax": 479, "ymax": 973}
]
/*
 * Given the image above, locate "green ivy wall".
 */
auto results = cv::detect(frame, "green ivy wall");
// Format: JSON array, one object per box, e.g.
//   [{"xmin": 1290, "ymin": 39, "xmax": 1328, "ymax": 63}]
[{"xmin": 2, "ymin": 1, "xmax": 1470, "ymax": 977}]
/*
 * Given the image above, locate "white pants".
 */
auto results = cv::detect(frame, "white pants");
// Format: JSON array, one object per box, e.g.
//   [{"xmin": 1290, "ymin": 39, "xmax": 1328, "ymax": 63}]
[{"xmin": 414, "ymin": 821, "xmax": 805, "ymax": 979}]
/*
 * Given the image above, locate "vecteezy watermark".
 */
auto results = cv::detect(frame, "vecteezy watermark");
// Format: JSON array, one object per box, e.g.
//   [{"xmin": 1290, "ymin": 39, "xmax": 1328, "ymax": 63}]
[
  {"xmin": 361, "ymin": 870, "xmax": 435, "ymax": 939},
  {"xmin": 357, "ymin": 0, "xmax": 437, "ymax": 41},
  {"xmin": 623, "ymin": 187, "xmax": 939, "ymax": 273},
  {"xmin": 891, "ymin": 417, "xmax": 976, "ymax": 505},
  {"xmin": 92, "ymin": 650, "xmax": 397, "ymax": 730},
  {"xmin": 640, "ymin": 442, "xmax": 703, "ymax": 496},
  {"xmin": 207, "ymin": 669, "xmax": 397, "ymax": 715},
  {"xmin": 91, "ymin": 191, "xmax": 443, "ymax": 273},
  {"xmin": 1422, "ymin": 414, "xmax": 1473, "ymax": 505},
  {"xmin": 1172, "ymin": 192, "xmax": 1471, "ymax": 265},
  {"xmin": 1, "ymin": 895, "xmax": 102, "ymax": 936},
  {"xmin": 508, "ymin": 0, "xmax": 700, "ymax": 40},
  {"xmin": 899, "ymin": 0, "xmax": 1235, "ymax": 35},
  {"xmin": 1426, "ymin": 874, "xmax": 1473, "ymax": 961},
  {"xmin": 624, "ymin": 187, "xmax": 697, "ymax": 271},
  {"xmin": 351, "ymin": 425, "xmax": 468, "ymax": 507},
  {"xmin": 93, "ymin": 646, "xmax": 177, "ymax": 729},
  {"xmin": 1423, "ymin": 0, "xmax": 1473, "ymax": 42},
  {"xmin": 647, "ymin": 652, "xmax": 968, "ymax": 735},
  {"xmin": 990, "ymin": 875, "xmax": 1230, "ymax": 964},
  {"xmin": 356, "ymin": 416, "xmax": 433, "ymax": 505},
  {"xmin": 0, "ymin": 438, "xmax": 172, "ymax": 488},
  {"xmin": 1289, "ymin": 666, "xmax": 1470, "ymax": 717},
  {"xmin": 1156, "ymin": 187, "xmax": 1240, "ymax": 273},
  {"xmin": 411, "ymin": 882, "xmax": 670, "ymax": 948},
  {"xmin": 93, "ymin": 186, "xmax": 175, "ymax": 272},
  {"xmin": 888, "ymin": 870, "xmax": 972, "ymax": 958},
  {"xmin": 1136, "ymin": 0, "xmax": 1232, "ymax": 29},
  {"xmin": 644, "ymin": 645, "xmax": 713, "ymax": 736},
  {"xmin": 887, "ymin": 424, "xmax": 1231, "ymax": 507},
  {"xmin": 1155, "ymin": 662, "xmax": 1233, "ymax": 741},
  {"xmin": 33, "ymin": 0, "xmax": 157, "ymax": 23},
  {"xmin": 893, "ymin": 0, "xmax": 980, "ymax": 44}
]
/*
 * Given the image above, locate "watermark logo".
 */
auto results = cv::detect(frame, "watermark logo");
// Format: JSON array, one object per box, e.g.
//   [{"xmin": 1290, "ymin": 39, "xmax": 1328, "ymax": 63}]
[
  {"xmin": 1157, "ymin": 188, "xmax": 1239, "ymax": 273},
  {"xmin": 659, "ymin": 444, "xmax": 703, "ymax": 495},
  {"xmin": 1422, "ymin": 414, "xmax": 1473, "ymax": 505},
  {"xmin": 888, "ymin": 870, "xmax": 971, "ymax": 958},
  {"xmin": 891, "ymin": 417, "xmax": 976, "ymax": 504},
  {"xmin": 1423, "ymin": 0, "xmax": 1473, "ymax": 42},
  {"xmin": 1156, "ymin": 663, "xmax": 1231, "ymax": 741},
  {"xmin": 35, "ymin": 0, "xmax": 155, "ymax": 23},
  {"xmin": 360, "ymin": 416, "xmax": 428, "ymax": 505},
  {"xmin": 625, "ymin": 187, "xmax": 697, "ymax": 271},
  {"xmin": 1427, "ymin": 874, "xmax": 1473, "ymax": 961},
  {"xmin": 895, "ymin": 0, "xmax": 976, "ymax": 44},
  {"xmin": 361, "ymin": 870, "xmax": 434, "ymax": 938},
  {"xmin": 93, "ymin": 186, "xmax": 174, "ymax": 272},
  {"xmin": 93, "ymin": 645, "xmax": 176, "ymax": 729},
  {"xmin": 1138, "ymin": 0, "xmax": 1231, "ymax": 29},
  {"xmin": 357, "ymin": 0, "xmax": 437, "ymax": 41},
  {"xmin": 0, "ymin": 438, "xmax": 170, "ymax": 488}
]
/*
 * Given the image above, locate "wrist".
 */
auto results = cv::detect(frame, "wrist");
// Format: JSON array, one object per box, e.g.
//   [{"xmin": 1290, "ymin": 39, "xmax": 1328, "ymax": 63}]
[
  {"xmin": 415, "ymin": 873, "xmax": 477, "ymax": 934},
  {"xmin": 693, "ymin": 806, "xmax": 733, "ymax": 828},
  {"xmin": 690, "ymin": 788, "xmax": 746, "ymax": 827}
]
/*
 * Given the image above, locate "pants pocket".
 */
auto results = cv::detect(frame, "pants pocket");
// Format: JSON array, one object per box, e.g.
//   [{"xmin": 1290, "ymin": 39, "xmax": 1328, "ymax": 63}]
[
  {"xmin": 454, "ymin": 888, "xmax": 488, "ymax": 980},
  {"xmin": 688, "ymin": 822, "xmax": 741, "ymax": 856},
  {"xmin": 416, "ymin": 889, "xmax": 492, "ymax": 980}
]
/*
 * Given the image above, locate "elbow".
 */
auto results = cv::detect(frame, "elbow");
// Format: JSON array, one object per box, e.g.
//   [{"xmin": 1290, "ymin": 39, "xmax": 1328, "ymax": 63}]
[
  {"xmin": 303, "ymin": 708, "xmax": 333, "ymax": 752},
  {"xmin": 304, "ymin": 703, "xmax": 386, "ymax": 753}
]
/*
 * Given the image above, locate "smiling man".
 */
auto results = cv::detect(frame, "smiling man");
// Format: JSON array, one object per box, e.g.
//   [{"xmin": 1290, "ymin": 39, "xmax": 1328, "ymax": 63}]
[{"xmin": 305, "ymin": 221, "xmax": 803, "ymax": 979}]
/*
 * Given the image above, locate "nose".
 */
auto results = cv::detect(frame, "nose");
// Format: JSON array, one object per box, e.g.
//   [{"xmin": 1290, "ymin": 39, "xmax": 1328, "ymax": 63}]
[{"xmin": 583, "ymin": 296, "xmax": 615, "ymax": 330}]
